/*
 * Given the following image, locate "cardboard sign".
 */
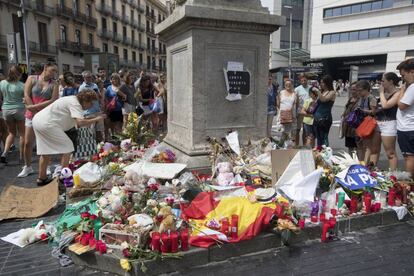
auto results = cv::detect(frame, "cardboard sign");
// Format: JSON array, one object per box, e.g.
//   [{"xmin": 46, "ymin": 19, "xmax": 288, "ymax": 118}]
[
  {"xmin": 226, "ymin": 71, "xmax": 250, "ymax": 95},
  {"xmin": 335, "ymin": 164, "xmax": 378, "ymax": 190},
  {"xmin": 0, "ymin": 179, "xmax": 59, "ymax": 221}
]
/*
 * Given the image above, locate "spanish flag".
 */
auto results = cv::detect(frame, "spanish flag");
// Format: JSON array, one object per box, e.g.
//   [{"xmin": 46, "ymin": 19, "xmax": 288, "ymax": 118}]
[{"xmin": 181, "ymin": 191, "xmax": 277, "ymax": 248}]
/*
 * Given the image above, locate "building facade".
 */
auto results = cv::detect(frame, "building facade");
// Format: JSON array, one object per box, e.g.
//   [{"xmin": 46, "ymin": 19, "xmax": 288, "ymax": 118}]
[
  {"xmin": 310, "ymin": 0, "xmax": 414, "ymax": 80},
  {"xmin": 95, "ymin": 0, "xmax": 167, "ymax": 74},
  {"xmin": 270, "ymin": 0, "xmax": 315, "ymax": 84},
  {"xmin": 0, "ymin": 0, "xmax": 167, "ymax": 75}
]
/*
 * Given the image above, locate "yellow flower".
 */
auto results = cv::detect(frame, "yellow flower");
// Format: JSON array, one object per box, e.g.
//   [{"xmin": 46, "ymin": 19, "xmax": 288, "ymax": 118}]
[{"xmin": 120, "ymin": 259, "xmax": 131, "ymax": 271}]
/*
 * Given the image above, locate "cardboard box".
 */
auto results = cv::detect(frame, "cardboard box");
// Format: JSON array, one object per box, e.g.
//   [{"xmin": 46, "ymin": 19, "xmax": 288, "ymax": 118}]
[{"xmin": 271, "ymin": 149, "xmax": 300, "ymax": 185}]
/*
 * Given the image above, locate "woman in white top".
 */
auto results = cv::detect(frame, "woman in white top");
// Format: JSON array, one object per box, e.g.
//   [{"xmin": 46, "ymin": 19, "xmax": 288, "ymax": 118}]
[
  {"xmin": 277, "ymin": 79, "xmax": 298, "ymax": 142},
  {"xmin": 32, "ymin": 90, "xmax": 106, "ymax": 185}
]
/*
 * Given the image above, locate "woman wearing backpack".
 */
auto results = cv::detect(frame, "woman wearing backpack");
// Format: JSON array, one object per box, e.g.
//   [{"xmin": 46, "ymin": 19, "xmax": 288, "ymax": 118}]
[
  {"xmin": 369, "ymin": 73, "xmax": 400, "ymax": 170},
  {"xmin": 355, "ymin": 80, "xmax": 378, "ymax": 166}
]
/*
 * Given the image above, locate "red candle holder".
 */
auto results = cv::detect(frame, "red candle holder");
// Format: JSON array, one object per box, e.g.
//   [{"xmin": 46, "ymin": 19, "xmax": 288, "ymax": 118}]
[
  {"xmin": 298, "ymin": 218, "xmax": 305, "ymax": 229},
  {"xmin": 350, "ymin": 196, "xmax": 358, "ymax": 214},
  {"xmin": 330, "ymin": 209, "xmax": 337, "ymax": 217},
  {"xmin": 388, "ymin": 188, "xmax": 396, "ymax": 206},
  {"xmin": 364, "ymin": 194, "xmax": 372, "ymax": 214},
  {"xmin": 180, "ymin": 229, "xmax": 189, "ymax": 251},
  {"xmin": 375, "ymin": 202, "xmax": 381, "ymax": 212},
  {"xmin": 231, "ymin": 215, "xmax": 239, "ymax": 240},
  {"xmin": 328, "ymin": 217, "xmax": 336, "ymax": 228},
  {"xmin": 321, "ymin": 222, "xmax": 330, "ymax": 242},
  {"xmin": 161, "ymin": 232, "xmax": 171, "ymax": 253},
  {"xmin": 311, "ymin": 215, "xmax": 318, "ymax": 223},
  {"xmin": 151, "ymin": 232, "xmax": 161, "ymax": 252},
  {"xmin": 170, "ymin": 232, "xmax": 179, "ymax": 253},
  {"xmin": 220, "ymin": 217, "xmax": 229, "ymax": 236},
  {"xmin": 319, "ymin": 213, "xmax": 326, "ymax": 223}
]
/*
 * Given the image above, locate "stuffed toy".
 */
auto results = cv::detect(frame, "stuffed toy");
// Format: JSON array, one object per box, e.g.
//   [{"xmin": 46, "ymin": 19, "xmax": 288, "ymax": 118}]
[
  {"xmin": 157, "ymin": 206, "xmax": 176, "ymax": 233},
  {"xmin": 19, "ymin": 227, "xmax": 47, "ymax": 247},
  {"xmin": 60, "ymin": 167, "xmax": 73, "ymax": 187},
  {"xmin": 216, "ymin": 162, "xmax": 234, "ymax": 186},
  {"xmin": 124, "ymin": 170, "xmax": 146, "ymax": 192}
]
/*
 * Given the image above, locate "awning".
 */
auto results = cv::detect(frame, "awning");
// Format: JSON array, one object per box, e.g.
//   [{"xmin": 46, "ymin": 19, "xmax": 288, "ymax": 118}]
[
  {"xmin": 273, "ymin": 48, "xmax": 310, "ymax": 61},
  {"xmin": 358, "ymin": 73, "xmax": 383, "ymax": 80}
]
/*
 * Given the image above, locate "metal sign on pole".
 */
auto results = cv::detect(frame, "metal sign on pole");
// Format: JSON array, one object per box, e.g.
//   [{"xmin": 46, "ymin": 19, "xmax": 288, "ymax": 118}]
[{"xmin": 6, "ymin": 33, "xmax": 18, "ymax": 64}]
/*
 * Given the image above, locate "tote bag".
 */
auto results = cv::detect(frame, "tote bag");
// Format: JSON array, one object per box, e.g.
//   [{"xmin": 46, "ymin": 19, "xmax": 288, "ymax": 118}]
[{"xmin": 356, "ymin": 116, "xmax": 377, "ymax": 139}]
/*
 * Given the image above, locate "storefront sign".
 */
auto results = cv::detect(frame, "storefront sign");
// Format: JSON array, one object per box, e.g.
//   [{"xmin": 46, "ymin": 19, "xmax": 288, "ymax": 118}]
[{"xmin": 335, "ymin": 165, "xmax": 378, "ymax": 190}]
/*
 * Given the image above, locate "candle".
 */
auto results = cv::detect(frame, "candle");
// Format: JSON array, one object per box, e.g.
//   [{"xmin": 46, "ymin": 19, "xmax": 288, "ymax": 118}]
[
  {"xmin": 170, "ymin": 232, "xmax": 179, "ymax": 253},
  {"xmin": 161, "ymin": 232, "xmax": 171, "ymax": 253},
  {"xmin": 328, "ymin": 217, "xmax": 336, "ymax": 228},
  {"xmin": 374, "ymin": 202, "xmax": 381, "ymax": 212},
  {"xmin": 364, "ymin": 194, "xmax": 372, "ymax": 214},
  {"xmin": 350, "ymin": 196, "xmax": 358, "ymax": 214},
  {"xmin": 338, "ymin": 192, "xmax": 345, "ymax": 208},
  {"xmin": 73, "ymin": 173, "xmax": 81, "ymax": 188},
  {"xmin": 180, "ymin": 229, "xmax": 189, "ymax": 251},
  {"xmin": 151, "ymin": 232, "xmax": 161, "ymax": 252},
  {"xmin": 388, "ymin": 188, "xmax": 395, "ymax": 206},
  {"xmin": 298, "ymin": 218, "xmax": 305, "ymax": 229},
  {"xmin": 311, "ymin": 215, "xmax": 318, "ymax": 223},
  {"xmin": 319, "ymin": 213, "xmax": 326, "ymax": 222},
  {"xmin": 231, "ymin": 215, "xmax": 239, "ymax": 240},
  {"xmin": 330, "ymin": 209, "xmax": 337, "ymax": 217},
  {"xmin": 321, "ymin": 222, "xmax": 330, "ymax": 242},
  {"xmin": 220, "ymin": 218, "xmax": 229, "ymax": 236}
]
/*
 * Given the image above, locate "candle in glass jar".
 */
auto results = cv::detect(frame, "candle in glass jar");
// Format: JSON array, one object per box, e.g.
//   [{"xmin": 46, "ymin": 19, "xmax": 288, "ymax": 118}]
[
  {"xmin": 298, "ymin": 218, "xmax": 305, "ymax": 229},
  {"xmin": 319, "ymin": 213, "xmax": 326, "ymax": 222},
  {"xmin": 161, "ymin": 232, "xmax": 171, "ymax": 253},
  {"xmin": 350, "ymin": 196, "xmax": 358, "ymax": 214},
  {"xmin": 220, "ymin": 217, "xmax": 229, "ymax": 236},
  {"xmin": 180, "ymin": 229, "xmax": 189, "ymax": 251},
  {"xmin": 170, "ymin": 232, "xmax": 179, "ymax": 253},
  {"xmin": 231, "ymin": 215, "xmax": 239, "ymax": 239},
  {"xmin": 388, "ymin": 188, "xmax": 395, "ymax": 206},
  {"xmin": 364, "ymin": 194, "xmax": 372, "ymax": 214},
  {"xmin": 311, "ymin": 215, "xmax": 318, "ymax": 223},
  {"xmin": 151, "ymin": 232, "xmax": 161, "ymax": 252}
]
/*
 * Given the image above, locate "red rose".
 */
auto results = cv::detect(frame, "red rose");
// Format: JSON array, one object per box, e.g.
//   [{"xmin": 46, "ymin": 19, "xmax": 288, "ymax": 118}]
[
  {"xmin": 96, "ymin": 241, "xmax": 107, "ymax": 254},
  {"xmin": 148, "ymin": 183, "xmax": 159, "ymax": 191},
  {"xmin": 122, "ymin": 248, "xmax": 131, "ymax": 258},
  {"xmin": 80, "ymin": 237, "xmax": 89, "ymax": 246},
  {"xmin": 89, "ymin": 214, "xmax": 98, "ymax": 221},
  {"xmin": 390, "ymin": 175, "xmax": 397, "ymax": 182},
  {"xmin": 370, "ymin": 171, "xmax": 377, "ymax": 178},
  {"xmin": 81, "ymin": 212, "xmax": 91, "ymax": 219},
  {"xmin": 114, "ymin": 220, "xmax": 123, "ymax": 225},
  {"xmin": 40, "ymin": 233, "xmax": 48, "ymax": 241},
  {"xmin": 89, "ymin": 238, "xmax": 97, "ymax": 248}
]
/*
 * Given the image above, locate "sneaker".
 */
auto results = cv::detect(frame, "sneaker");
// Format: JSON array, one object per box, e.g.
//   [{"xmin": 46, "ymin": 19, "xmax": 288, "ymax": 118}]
[
  {"xmin": 17, "ymin": 166, "xmax": 34, "ymax": 177},
  {"xmin": 0, "ymin": 155, "xmax": 7, "ymax": 164},
  {"xmin": 9, "ymin": 144, "xmax": 16, "ymax": 152},
  {"xmin": 47, "ymin": 166, "xmax": 52, "ymax": 176}
]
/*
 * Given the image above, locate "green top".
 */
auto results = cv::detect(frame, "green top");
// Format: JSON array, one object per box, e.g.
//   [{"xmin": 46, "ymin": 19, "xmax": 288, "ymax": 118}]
[
  {"xmin": 0, "ymin": 80, "xmax": 25, "ymax": 110},
  {"xmin": 303, "ymin": 98, "xmax": 314, "ymax": 125}
]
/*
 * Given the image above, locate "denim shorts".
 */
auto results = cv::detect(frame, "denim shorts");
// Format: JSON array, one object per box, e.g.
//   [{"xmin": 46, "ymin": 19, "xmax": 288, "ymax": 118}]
[
  {"xmin": 303, "ymin": 123, "xmax": 315, "ymax": 137},
  {"xmin": 397, "ymin": 130, "xmax": 414, "ymax": 156}
]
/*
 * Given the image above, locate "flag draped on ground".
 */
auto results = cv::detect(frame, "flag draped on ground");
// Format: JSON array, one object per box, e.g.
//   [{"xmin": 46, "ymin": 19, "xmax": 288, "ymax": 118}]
[{"xmin": 181, "ymin": 191, "xmax": 277, "ymax": 248}]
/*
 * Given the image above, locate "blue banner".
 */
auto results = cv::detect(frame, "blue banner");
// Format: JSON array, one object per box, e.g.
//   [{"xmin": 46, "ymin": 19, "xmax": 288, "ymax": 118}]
[{"xmin": 335, "ymin": 164, "xmax": 378, "ymax": 190}]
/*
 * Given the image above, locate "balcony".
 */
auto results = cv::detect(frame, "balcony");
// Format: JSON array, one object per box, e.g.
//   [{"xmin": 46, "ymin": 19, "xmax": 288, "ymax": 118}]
[
  {"xmin": 122, "ymin": 37, "xmax": 131, "ymax": 46},
  {"xmin": 130, "ymin": 19, "xmax": 139, "ymax": 28},
  {"xmin": 120, "ymin": 14, "xmax": 130, "ymax": 25},
  {"xmin": 57, "ymin": 40, "xmax": 99, "ymax": 54},
  {"xmin": 56, "ymin": 5, "xmax": 73, "ymax": 18},
  {"xmin": 112, "ymin": 33, "xmax": 122, "ymax": 43},
  {"xmin": 98, "ymin": 29, "xmax": 113, "ymax": 40},
  {"xmin": 31, "ymin": 3, "xmax": 55, "ymax": 18},
  {"xmin": 111, "ymin": 10, "xmax": 121, "ymax": 20},
  {"xmin": 96, "ymin": 3, "xmax": 111, "ymax": 16},
  {"xmin": 28, "ymin": 41, "xmax": 57, "ymax": 55},
  {"xmin": 132, "ymin": 39, "xmax": 140, "ymax": 49},
  {"xmin": 145, "ymin": 11, "xmax": 156, "ymax": 21},
  {"xmin": 146, "ymin": 28, "xmax": 156, "ymax": 37},
  {"xmin": 138, "ymin": 24, "xmax": 146, "ymax": 33}
]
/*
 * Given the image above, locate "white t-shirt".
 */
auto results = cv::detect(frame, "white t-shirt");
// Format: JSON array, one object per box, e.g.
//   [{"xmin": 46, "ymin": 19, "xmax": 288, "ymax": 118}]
[
  {"xmin": 397, "ymin": 83, "xmax": 414, "ymax": 131},
  {"xmin": 295, "ymin": 85, "xmax": 310, "ymax": 111},
  {"xmin": 38, "ymin": 96, "xmax": 84, "ymax": 131}
]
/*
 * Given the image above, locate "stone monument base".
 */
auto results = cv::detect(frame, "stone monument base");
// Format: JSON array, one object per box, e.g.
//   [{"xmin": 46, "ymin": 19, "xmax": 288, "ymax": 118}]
[{"xmin": 161, "ymin": 140, "xmax": 211, "ymax": 171}]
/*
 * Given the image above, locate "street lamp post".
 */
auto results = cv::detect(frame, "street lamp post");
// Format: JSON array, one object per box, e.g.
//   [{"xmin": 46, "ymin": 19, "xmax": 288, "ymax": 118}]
[
  {"xmin": 284, "ymin": 5, "xmax": 293, "ymax": 80},
  {"xmin": 20, "ymin": 0, "xmax": 30, "ymax": 73}
]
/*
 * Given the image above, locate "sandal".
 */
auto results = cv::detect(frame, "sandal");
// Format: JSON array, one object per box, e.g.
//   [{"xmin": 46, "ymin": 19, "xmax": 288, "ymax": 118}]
[{"xmin": 36, "ymin": 176, "xmax": 54, "ymax": 186}]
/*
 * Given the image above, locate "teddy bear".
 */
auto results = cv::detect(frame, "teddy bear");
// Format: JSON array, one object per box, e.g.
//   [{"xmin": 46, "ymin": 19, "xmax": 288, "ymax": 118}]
[
  {"xmin": 216, "ymin": 162, "xmax": 234, "ymax": 186},
  {"xmin": 157, "ymin": 206, "xmax": 176, "ymax": 233},
  {"xmin": 124, "ymin": 170, "xmax": 146, "ymax": 192}
]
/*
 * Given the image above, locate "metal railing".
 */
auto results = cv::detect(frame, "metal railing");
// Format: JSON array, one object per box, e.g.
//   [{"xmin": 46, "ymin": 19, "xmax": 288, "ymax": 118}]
[
  {"xmin": 112, "ymin": 33, "xmax": 122, "ymax": 42},
  {"xmin": 97, "ymin": 29, "xmax": 113, "ymax": 40},
  {"xmin": 95, "ymin": 3, "xmax": 112, "ymax": 16},
  {"xmin": 31, "ymin": 3, "xmax": 55, "ymax": 17},
  {"xmin": 56, "ymin": 40, "xmax": 99, "ymax": 53},
  {"xmin": 120, "ymin": 14, "xmax": 130, "ymax": 25},
  {"xmin": 122, "ymin": 37, "xmax": 131, "ymax": 45}
]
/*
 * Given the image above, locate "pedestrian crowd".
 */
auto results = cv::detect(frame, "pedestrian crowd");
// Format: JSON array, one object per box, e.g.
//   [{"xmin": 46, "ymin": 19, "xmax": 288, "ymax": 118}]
[
  {"xmin": 0, "ymin": 64, "xmax": 167, "ymax": 185},
  {"xmin": 268, "ymin": 58, "xmax": 414, "ymax": 178}
]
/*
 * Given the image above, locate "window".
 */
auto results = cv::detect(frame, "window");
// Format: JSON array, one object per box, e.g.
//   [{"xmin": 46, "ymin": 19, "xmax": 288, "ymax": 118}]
[
  {"xmin": 75, "ymin": 29, "xmax": 81, "ymax": 44},
  {"xmin": 139, "ymin": 53, "xmax": 143, "ymax": 64},
  {"xmin": 322, "ymin": 34, "xmax": 331, "ymax": 44},
  {"xmin": 62, "ymin": 64, "xmax": 70, "ymax": 72},
  {"xmin": 102, "ymin": 18, "xmax": 107, "ymax": 30},
  {"xmin": 349, "ymin": 31, "xmax": 359, "ymax": 41},
  {"xmin": 359, "ymin": 30, "xmax": 369, "ymax": 40},
  {"xmin": 122, "ymin": 5, "xmax": 125, "ymax": 17},
  {"xmin": 86, "ymin": 4, "xmax": 92, "ymax": 17},
  {"xmin": 361, "ymin": 2, "xmax": 372, "ymax": 12},
  {"xmin": 351, "ymin": 4, "xmax": 361, "ymax": 13},
  {"xmin": 146, "ymin": 20, "xmax": 150, "ymax": 31},
  {"xmin": 382, "ymin": 0, "xmax": 393, "ymax": 8},
  {"xmin": 73, "ymin": 0, "xmax": 79, "ymax": 13},
  {"xmin": 159, "ymin": 59, "xmax": 162, "ymax": 70},
  {"xmin": 342, "ymin": 6, "xmax": 351, "ymax": 15},
  {"xmin": 132, "ymin": 51, "xmax": 136, "ymax": 62},
  {"xmin": 147, "ymin": 37, "xmax": 150, "ymax": 48},
  {"xmin": 103, "ymin": 43, "xmax": 108, "ymax": 52},
  {"xmin": 131, "ymin": 10, "xmax": 134, "ymax": 21},
  {"xmin": 332, "ymin": 7, "xmax": 342, "ymax": 16},
  {"xmin": 340, "ymin": 32, "xmax": 349, "ymax": 42},
  {"xmin": 123, "ymin": 26, "xmax": 127, "ymax": 39},
  {"xmin": 114, "ymin": 45, "xmax": 118, "ymax": 54},
  {"xmin": 331, "ymin": 33, "xmax": 340, "ymax": 43},
  {"xmin": 372, "ymin": 1, "xmax": 382, "ymax": 10},
  {"xmin": 369, "ymin": 28, "xmax": 380, "ymax": 38},
  {"xmin": 380, "ymin": 27, "xmax": 391, "ymax": 37},
  {"xmin": 60, "ymin": 25, "xmax": 67, "ymax": 42},
  {"xmin": 147, "ymin": 56, "xmax": 151, "ymax": 69},
  {"xmin": 123, "ymin": 49, "xmax": 128, "ymax": 60},
  {"xmin": 131, "ymin": 30, "xmax": 135, "ymax": 42},
  {"xmin": 38, "ymin": 22, "xmax": 48, "ymax": 51},
  {"xmin": 409, "ymin": 24, "xmax": 414, "ymax": 35},
  {"xmin": 139, "ymin": 33, "xmax": 142, "ymax": 44},
  {"xmin": 88, "ymin": 33, "xmax": 93, "ymax": 46},
  {"xmin": 113, "ymin": 22, "xmax": 117, "ymax": 33}
]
